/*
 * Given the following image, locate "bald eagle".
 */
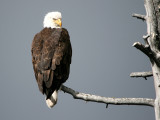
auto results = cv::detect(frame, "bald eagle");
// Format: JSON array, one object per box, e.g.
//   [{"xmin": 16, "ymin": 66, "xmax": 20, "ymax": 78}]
[{"xmin": 31, "ymin": 12, "xmax": 72, "ymax": 108}]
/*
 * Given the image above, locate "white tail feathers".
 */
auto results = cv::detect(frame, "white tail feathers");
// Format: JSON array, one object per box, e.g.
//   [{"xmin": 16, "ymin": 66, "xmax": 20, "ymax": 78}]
[{"xmin": 46, "ymin": 90, "xmax": 58, "ymax": 108}]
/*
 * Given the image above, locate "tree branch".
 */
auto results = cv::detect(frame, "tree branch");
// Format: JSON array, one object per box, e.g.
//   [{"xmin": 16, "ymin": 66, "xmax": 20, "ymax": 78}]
[
  {"xmin": 133, "ymin": 42, "xmax": 152, "ymax": 57},
  {"xmin": 143, "ymin": 34, "xmax": 150, "ymax": 40},
  {"xmin": 133, "ymin": 42, "xmax": 160, "ymax": 67},
  {"xmin": 61, "ymin": 85, "xmax": 155, "ymax": 107},
  {"xmin": 132, "ymin": 13, "xmax": 146, "ymax": 21},
  {"xmin": 130, "ymin": 71, "xmax": 153, "ymax": 79},
  {"xmin": 143, "ymin": 34, "xmax": 150, "ymax": 47}
]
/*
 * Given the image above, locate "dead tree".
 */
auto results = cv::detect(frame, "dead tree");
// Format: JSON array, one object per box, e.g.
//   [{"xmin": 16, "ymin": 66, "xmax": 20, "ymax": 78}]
[{"xmin": 61, "ymin": 0, "xmax": 160, "ymax": 119}]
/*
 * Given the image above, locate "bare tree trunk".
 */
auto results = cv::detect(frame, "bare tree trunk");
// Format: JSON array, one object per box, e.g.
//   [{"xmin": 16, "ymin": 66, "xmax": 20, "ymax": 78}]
[
  {"xmin": 145, "ymin": 0, "xmax": 160, "ymax": 119},
  {"xmin": 132, "ymin": 0, "xmax": 160, "ymax": 119},
  {"xmin": 152, "ymin": 64, "xmax": 160, "ymax": 120}
]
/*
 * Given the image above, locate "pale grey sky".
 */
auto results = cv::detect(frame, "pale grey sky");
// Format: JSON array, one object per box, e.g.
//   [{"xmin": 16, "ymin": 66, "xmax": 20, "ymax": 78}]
[{"xmin": 0, "ymin": 0, "xmax": 155, "ymax": 120}]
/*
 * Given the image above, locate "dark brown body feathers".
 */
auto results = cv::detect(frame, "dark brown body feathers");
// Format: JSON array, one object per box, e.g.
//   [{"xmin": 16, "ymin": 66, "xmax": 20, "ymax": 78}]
[{"xmin": 31, "ymin": 28, "xmax": 72, "ymax": 99}]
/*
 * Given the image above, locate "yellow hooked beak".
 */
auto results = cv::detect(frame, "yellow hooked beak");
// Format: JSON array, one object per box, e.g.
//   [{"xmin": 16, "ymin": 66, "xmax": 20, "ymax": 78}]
[{"xmin": 54, "ymin": 18, "xmax": 62, "ymax": 27}]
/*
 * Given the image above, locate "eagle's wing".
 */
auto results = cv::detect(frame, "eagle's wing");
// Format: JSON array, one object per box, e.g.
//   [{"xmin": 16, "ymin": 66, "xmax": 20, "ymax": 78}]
[
  {"xmin": 31, "ymin": 32, "xmax": 44, "ymax": 93},
  {"xmin": 31, "ymin": 28, "xmax": 72, "ymax": 98}
]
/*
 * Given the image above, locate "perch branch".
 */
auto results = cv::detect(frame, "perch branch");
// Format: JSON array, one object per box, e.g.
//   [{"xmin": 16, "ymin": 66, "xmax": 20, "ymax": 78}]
[
  {"xmin": 61, "ymin": 85, "xmax": 154, "ymax": 107},
  {"xmin": 132, "ymin": 13, "xmax": 146, "ymax": 21},
  {"xmin": 130, "ymin": 71, "xmax": 153, "ymax": 79}
]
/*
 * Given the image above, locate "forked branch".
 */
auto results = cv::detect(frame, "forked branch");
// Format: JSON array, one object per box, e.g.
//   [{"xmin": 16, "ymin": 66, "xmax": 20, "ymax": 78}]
[{"xmin": 61, "ymin": 85, "xmax": 154, "ymax": 107}]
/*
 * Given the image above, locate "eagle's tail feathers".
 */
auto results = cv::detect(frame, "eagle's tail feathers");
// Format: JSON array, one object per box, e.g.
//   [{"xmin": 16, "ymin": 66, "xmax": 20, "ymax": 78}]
[{"xmin": 46, "ymin": 90, "xmax": 58, "ymax": 108}]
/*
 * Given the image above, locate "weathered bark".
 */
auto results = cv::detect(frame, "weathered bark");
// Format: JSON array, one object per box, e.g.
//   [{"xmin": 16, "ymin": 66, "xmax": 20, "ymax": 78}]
[
  {"xmin": 152, "ymin": 64, "xmax": 160, "ymax": 120},
  {"xmin": 145, "ymin": 0, "xmax": 160, "ymax": 119},
  {"xmin": 132, "ymin": 0, "xmax": 160, "ymax": 119}
]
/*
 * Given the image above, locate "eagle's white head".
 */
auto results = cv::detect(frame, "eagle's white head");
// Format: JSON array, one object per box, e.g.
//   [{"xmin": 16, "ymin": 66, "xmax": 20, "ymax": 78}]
[{"xmin": 43, "ymin": 11, "xmax": 62, "ymax": 28}]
